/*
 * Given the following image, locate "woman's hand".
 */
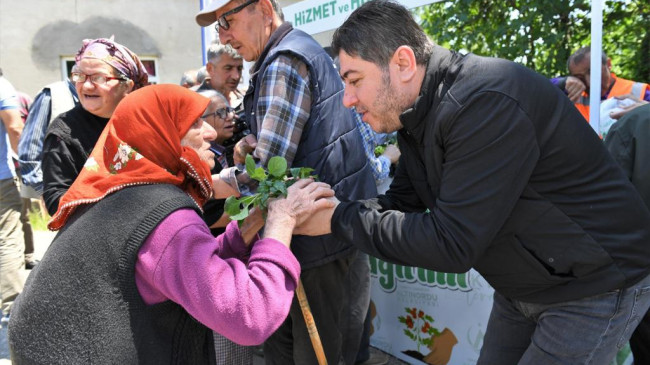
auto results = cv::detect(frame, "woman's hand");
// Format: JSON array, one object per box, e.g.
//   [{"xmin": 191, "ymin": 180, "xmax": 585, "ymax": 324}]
[{"xmin": 263, "ymin": 179, "xmax": 335, "ymax": 246}]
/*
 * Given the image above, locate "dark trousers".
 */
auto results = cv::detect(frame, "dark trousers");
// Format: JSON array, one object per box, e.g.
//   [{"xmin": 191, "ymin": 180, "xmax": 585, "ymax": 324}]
[
  {"xmin": 263, "ymin": 254, "xmax": 354, "ymax": 365},
  {"xmin": 630, "ymin": 309, "xmax": 650, "ymax": 364}
]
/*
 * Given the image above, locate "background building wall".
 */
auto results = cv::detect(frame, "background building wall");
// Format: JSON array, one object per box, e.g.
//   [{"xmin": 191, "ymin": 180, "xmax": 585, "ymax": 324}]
[{"xmin": 0, "ymin": 0, "xmax": 204, "ymax": 96}]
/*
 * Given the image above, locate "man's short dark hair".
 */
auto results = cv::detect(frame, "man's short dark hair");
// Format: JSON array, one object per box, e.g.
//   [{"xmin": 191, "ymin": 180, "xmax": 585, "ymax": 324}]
[
  {"xmin": 331, "ymin": 0, "xmax": 433, "ymax": 69},
  {"xmin": 0, "ymin": 68, "xmax": 3, "ymax": 77},
  {"xmin": 567, "ymin": 46, "xmax": 608, "ymax": 71}
]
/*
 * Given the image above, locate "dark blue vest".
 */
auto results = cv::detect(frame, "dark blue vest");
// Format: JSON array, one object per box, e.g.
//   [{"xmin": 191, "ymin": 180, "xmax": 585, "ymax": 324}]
[{"xmin": 245, "ymin": 28, "xmax": 377, "ymax": 268}]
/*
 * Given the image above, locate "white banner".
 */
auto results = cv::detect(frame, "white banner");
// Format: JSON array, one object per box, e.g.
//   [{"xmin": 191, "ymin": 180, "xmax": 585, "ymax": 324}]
[
  {"xmin": 368, "ymin": 258, "xmax": 493, "ymax": 364},
  {"xmin": 367, "ymin": 257, "xmax": 634, "ymax": 364},
  {"xmin": 282, "ymin": 0, "xmax": 446, "ymax": 35}
]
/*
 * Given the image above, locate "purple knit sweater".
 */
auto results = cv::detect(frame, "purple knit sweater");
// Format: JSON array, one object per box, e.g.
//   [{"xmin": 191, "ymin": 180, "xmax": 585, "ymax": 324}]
[{"xmin": 135, "ymin": 209, "xmax": 301, "ymax": 345}]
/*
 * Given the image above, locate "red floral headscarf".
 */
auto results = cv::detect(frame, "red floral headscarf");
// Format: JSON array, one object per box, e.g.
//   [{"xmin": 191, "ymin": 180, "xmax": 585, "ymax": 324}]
[{"xmin": 49, "ymin": 84, "xmax": 212, "ymax": 230}]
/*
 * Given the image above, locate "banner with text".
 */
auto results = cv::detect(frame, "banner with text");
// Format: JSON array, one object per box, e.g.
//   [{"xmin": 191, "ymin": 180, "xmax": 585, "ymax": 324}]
[
  {"xmin": 367, "ymin": 257, "xmax": 493, "ymax": 365},
  {"xmin": 367, "ymin": 257, "xmax": 634, "ymax": 365},
  {"xmin": 283, "ymin": 0, "xmax": 445, "ymax": 35}
]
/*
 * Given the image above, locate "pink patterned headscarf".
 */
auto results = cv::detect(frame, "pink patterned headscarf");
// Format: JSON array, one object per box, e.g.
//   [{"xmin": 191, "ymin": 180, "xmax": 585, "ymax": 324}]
[{"xmin": 75, "ymin": 37, "xmax": 149, "ymax": 90}]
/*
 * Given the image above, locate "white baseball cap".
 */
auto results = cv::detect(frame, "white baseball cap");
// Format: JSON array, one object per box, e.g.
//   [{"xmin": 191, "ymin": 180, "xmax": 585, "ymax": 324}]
[{"xmin": 196, "ymin": 0, "xmax": 232, "ymax": 27}]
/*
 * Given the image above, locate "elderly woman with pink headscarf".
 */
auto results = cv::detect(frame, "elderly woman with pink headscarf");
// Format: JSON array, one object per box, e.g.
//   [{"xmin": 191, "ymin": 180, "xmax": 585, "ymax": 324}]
[{"xmin": 42, "ymin": 37, "xmax": 148, "ymax": 215}]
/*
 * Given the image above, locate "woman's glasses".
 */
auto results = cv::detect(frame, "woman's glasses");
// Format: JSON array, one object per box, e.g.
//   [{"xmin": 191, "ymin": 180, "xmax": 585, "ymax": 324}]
[
  {"xmin": 202, "ymin": 106, "xmax": 235, "ymax": 120},
  {"xmin": 71, "ymin": 72, "xmax": 127, "ymax": 86}
]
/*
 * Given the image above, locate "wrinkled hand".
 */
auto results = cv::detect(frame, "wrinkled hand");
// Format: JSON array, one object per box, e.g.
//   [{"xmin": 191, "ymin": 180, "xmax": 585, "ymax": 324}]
[
  {"xmin": 234, "ymin": 134, "xmax": 258, "ymax": 165},
  {"xmin": 382, "ymin": 144, "xmax": 401, "ymax": 164},
  {"xmin": 423, "ymin": 328, "xmax": 458, "ymax": 365},
  {"xmin": 610, "ymin": 94, "xmax": 648, "ymax": 119},
  {"xmin": 293, "ymin": 196, "xmax": 339, "ymax": 236},
  {"xmin": 240, "ymin": 207, "xmax": 265, "ymax": 246},
  {"xmin": 263, "ymin": 179, "xmax": 335, "ymax": 246},
  {"xmin": 565, "ymin": 76, "xmax": 586, "ymax": 103}
]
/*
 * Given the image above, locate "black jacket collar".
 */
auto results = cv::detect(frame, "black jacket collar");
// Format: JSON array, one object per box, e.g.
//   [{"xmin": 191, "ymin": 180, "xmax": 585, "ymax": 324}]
[{"xmin": 399, "ymin": 46, "xmax": 455, "ymax": 143}]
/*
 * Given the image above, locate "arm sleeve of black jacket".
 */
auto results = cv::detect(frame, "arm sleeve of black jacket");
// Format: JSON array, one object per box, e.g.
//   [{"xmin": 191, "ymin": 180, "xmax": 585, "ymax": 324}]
[
  {"xmin": 604, "ymin": 120, "xmax": 634, "ymax": 181},
  {"xmin": 332, "ymin": 92, "xmax": 540, "ymax": 273},
  {"xmin": 42, "ymin": 133, "xmax": 79, "ymax": 215},
  {"xmin": 377, "ymin": 151, "xmax": 428, "ymax": 213}
]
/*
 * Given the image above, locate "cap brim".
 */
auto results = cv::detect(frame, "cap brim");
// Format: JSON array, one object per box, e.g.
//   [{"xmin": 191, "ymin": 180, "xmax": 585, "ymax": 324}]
[{"xmin": 196, "ymin": 0, "xmax": 231, "ymax": 27}]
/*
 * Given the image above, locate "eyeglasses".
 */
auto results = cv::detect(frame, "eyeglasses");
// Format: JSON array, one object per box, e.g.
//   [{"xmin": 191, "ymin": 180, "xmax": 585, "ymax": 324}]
[
  {"xmin": 202, "ymin": 106, "xmax": 235, "ymax": 120},
  {"xmin": 71, "ymin": 72, "xmax": 127, "ymax": 86},
  {"xmin": 214, "ymin": 0, "xmax": 260, "ymax": 32}
]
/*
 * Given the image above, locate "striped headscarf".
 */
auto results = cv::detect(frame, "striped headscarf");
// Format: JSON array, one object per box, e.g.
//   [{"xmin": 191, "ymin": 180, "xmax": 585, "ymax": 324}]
[{"xmin": 75, "ymin": 37, "xmax": 149, "ymax": 89}]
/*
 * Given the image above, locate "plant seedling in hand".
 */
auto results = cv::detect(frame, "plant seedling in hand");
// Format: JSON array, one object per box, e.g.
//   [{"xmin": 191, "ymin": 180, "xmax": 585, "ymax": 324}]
[{"xmin": 224, "ymin": 154, "xmax": 316, "ymax": 223}]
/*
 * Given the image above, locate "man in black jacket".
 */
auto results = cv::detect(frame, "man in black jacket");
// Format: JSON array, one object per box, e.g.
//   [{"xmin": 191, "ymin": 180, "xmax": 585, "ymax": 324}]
[
  {"xmin": 295, "ymin": 1, "xmax": 650, "ymax": 364},
  {"xmin": 604, "ymin": 102, "xmax": 650, "ymax": 365}
]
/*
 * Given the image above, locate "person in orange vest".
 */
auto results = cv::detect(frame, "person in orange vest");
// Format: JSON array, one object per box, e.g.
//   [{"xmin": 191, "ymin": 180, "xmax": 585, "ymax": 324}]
[{"xmin": 553, "ymin": 46, "xmax": 650, "ymax": 125}]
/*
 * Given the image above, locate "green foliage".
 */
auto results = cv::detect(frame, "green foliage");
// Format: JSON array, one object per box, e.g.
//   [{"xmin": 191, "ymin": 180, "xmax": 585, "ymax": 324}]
[
  {"xmin": 373, "ymin": 134, "xmax": 398, "ymax": 157},
  {"xmin": 28, "ymin": 205, "xmax": 50, "ymax": 231},
  {"xmin": 224, "ymin": 155, "xmax": 316, "ymax": 223},
  {"xmin": 419, "ymin": 0, "xmax": 649, "ymax": 81}
]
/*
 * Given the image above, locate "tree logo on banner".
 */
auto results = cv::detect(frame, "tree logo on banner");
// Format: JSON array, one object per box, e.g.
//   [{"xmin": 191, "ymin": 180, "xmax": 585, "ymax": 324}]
[{"xmin": 398, "ymin": 307, "xmax": 458, "ymax": 365}]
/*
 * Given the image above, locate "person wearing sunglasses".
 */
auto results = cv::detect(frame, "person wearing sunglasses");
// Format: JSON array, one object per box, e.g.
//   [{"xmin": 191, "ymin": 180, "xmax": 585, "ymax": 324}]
[
  {"xmin": 197, "ymin": 89, "xmax": 236, "ymax": 236},
  {"xmin": 196, "ymin": 1, "xmax": 377, "ymax": 364},
  {"xmin": 41, "ymin": 37, "xmax": 148, "ymax": 216}
]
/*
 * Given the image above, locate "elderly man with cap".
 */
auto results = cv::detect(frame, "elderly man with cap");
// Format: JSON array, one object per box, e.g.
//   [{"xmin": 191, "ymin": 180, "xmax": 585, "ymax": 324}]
[
  {"xmin": 41, "ymin": 37, "xmax": 148, "ymax": 215},
  {"xmin": 196, "ymin": 1, "xmax": 377, "ymax": 364}
]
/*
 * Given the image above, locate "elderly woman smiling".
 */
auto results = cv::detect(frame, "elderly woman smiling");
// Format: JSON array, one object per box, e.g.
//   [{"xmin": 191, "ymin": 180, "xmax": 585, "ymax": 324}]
[
  {"xmin": 41, "ymin": 37, "xmax": 148, "ymax": 215},
  {"xmin": 8, "ymin": 85, "xmax": 335, "ymax": 364}
]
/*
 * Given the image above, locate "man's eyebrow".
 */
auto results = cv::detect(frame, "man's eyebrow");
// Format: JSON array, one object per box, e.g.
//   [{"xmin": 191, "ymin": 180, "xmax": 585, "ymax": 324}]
[{"xmin": 340, "ymin": 69, "xmax": 357, "ymax": 80}]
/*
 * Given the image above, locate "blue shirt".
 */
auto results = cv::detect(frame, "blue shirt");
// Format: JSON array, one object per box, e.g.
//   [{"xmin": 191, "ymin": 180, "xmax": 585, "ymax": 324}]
[
  {"xmin": 0, "ymin": 77, "xmax": 19, "ymax": 180},
  {"xmin": 353, "ymin": 113, "xmax": 394, "ymax": 185}
]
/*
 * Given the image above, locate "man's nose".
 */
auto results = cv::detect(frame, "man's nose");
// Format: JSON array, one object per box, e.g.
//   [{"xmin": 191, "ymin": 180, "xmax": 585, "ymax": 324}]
[{"xmin": 342, "ymin": 88, "xmax": 358, "ymax": 108}]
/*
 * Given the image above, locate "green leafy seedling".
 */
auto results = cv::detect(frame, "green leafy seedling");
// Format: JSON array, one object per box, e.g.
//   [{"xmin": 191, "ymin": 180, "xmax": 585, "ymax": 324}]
[{"xmin": 224, "ymin": 154, "xmax": 317, "ymax": 224}]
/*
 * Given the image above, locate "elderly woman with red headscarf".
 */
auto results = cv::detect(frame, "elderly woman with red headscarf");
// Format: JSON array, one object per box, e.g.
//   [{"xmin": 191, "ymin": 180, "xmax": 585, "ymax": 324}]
[
  {"xmin": 41, "ymin": 37, "xmax": 149, "ymax": 216},
  {"xmin": 8, "ymin": 84, "xmax": 335, "ymax": 364}
]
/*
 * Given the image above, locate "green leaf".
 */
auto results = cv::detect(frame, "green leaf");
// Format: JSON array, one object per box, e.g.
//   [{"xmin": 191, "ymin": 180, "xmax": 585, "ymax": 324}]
[
  {"xmin": 250, "ymin": 167, "xmax": 267, "ymax": 182},
  {"xmin": 299, "ymin": 167, "xmax": 315, "ymax": 179},
  {"xmin": 229, "ymin": 204, "xmax": 250, "ymax": 221},
  {"xmin": 224, "ymin": 196, "xmax": 242, "ymax": 217},
  {"xmin": 245, "ymin": 154, "xmax": 256, "ymax": 176},
  {"xmin": 273, "ymin": 180, "xmax": 288, "ymax": 196},
  {"xmin": 268, "ymin": 156, "xmax": 288, "ymax": 178},
  {"xmin": 289, "ymin": 168, "xmax": 302, "ymax": 178}
]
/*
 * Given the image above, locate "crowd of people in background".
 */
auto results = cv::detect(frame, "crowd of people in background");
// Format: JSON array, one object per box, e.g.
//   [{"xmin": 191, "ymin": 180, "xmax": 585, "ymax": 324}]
[{"xmin": 0, "ymin": 0, "xmax": 648, "ymax": 364}]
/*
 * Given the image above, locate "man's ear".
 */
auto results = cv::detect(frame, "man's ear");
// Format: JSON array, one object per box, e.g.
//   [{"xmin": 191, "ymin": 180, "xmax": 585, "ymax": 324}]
[
  {"xmin": 391, "ymin": 46, "xmax": 418, "ymax": 83},
  {"xmin": 259, "ymin": 0, "xmax": 275, "ymax": 22}
]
